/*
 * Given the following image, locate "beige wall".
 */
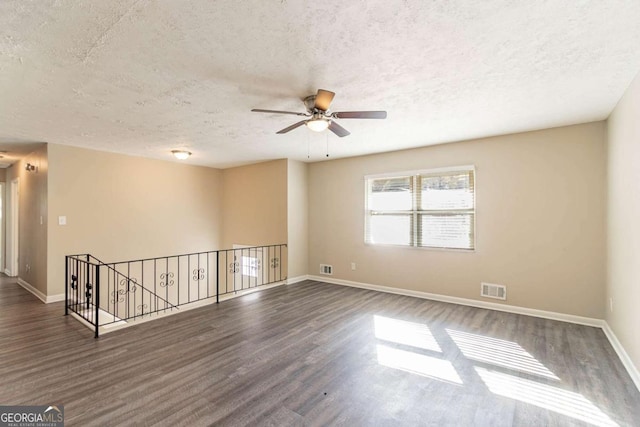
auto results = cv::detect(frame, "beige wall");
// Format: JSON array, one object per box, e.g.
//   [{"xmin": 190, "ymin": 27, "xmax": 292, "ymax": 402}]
[
  {"xmin": 6, "ymin": 145, "xmax": 48, "ymax": 294},
  {"xmin": 47, "ymin": 144, "xmax": 222, "ymax": 295},
  {"xmin": 607, "ymin": 71, "xmax": 640, "ymax": 372},
  {"xmin": 287, "ymin": 160, "xmax": 308, "ymax": 279},
  {"xmin": 309, "ymin": 122, "xmax": 607, "ymax": 318},
  {"xmin": 221, "ymin": 159, "xmax": 288, "ymax": 249}
]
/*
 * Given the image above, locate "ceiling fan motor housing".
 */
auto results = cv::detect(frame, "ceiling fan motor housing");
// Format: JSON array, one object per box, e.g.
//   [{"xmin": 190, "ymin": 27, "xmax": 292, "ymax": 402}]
[{"xmin": 304, "ymin": 95, "xmax": 321, "ymax": 113}]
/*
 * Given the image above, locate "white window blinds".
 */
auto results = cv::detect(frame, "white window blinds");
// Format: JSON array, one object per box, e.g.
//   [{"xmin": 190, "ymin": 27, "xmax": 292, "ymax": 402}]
[{"xmin": 365, "ymin": 167, "xmax": 475, "ymax": 250}]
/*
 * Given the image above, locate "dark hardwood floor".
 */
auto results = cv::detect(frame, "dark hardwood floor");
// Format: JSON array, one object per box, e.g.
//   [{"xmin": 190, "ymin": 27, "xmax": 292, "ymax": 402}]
[{"xmin": 1, "ymin": 276, "xmax": 639, "ymax": 426}]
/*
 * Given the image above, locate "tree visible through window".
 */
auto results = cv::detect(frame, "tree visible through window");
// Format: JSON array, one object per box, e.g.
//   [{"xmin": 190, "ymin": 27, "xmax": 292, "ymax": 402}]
[{"xmin": 365, "ymin": 167, "xmax": 475, "ymax": 250}]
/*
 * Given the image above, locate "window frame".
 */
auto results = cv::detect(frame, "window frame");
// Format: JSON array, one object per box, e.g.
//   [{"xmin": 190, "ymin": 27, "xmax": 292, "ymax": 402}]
[{"xmin": 364, "ymin": 165, "xmax": 476, "ymax": 251}]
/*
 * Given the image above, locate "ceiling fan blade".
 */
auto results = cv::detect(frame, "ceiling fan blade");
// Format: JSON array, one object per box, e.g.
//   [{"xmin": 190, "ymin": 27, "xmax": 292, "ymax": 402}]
[
  {"xmin": 332, "ymin": 111, "xmax": 387, "ymax": 119},
  {"xmin": 252, "ymin": 109, "xmax": 307, "ymax": 116},
  {"xmin": 314, "ymin": 89, "xmax": 335, "ymax": 111},
  {"xmin": 328, "ymin": 121, "xmax": 350, "ymax": 137},
  {"xmin": 276, "ymin": 120, "xmax": 307, "ymax": 134}
]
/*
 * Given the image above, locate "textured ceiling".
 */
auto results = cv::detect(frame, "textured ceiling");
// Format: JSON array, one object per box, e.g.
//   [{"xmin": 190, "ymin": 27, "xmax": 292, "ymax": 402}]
[{"xmin": 1, "ymin": 1, "xmax": 639, "ymax": 168}]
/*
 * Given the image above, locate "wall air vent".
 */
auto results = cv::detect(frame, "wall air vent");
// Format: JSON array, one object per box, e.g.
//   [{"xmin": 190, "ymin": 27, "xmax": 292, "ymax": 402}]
[
  {"xmin": 320, "ymin": 264, "xmax": 333, "ymax": 275},
  {"xmin": 481, "ymin": 282, "xmax": 506, "ymax": 300}
]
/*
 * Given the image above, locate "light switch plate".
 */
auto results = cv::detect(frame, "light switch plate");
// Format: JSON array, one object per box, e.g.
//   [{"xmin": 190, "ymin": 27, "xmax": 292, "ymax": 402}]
[{"xmin": 58, "ymin": 216, "xmax": 67, "ymax": 226}]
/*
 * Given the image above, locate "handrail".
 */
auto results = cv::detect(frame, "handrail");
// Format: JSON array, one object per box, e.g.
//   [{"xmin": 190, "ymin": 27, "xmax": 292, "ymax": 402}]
[
  {"xmin": 106, "ymin": 244, "xmax": 287, "ymax": 265},
  {"xmin": 65, "ymin": 244, "xmax": 288, "ymax": 338}
]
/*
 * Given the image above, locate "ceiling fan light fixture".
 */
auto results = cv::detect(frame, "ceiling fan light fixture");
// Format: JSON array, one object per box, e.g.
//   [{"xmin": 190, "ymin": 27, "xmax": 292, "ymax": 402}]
[
  {"xmin": 171, "ymin": 150, "xmax": 192, "ymax": 160},
  {"xmin": 306, "ymin": 118, "xmax": 330, "ymax": 132}
]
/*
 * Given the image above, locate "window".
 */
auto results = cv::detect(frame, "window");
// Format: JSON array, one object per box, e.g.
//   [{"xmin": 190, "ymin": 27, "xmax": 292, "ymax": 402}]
[
  {"xmin": 365, "ymin": 166, "xmax": 475, "ymax": 250},
  {"xmin": 242, "ymin": 255, "xmax": 261, "ymax": 278}
]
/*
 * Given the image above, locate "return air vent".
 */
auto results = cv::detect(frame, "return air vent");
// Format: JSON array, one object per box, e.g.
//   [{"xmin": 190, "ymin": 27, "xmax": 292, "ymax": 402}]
[
  {"xmin": 481, "ymin": 282, "xmax": 506, "ymax": 300},
  {"xmin": 320, "ymin": 264, "xmax": 333, "ymax": 275}
]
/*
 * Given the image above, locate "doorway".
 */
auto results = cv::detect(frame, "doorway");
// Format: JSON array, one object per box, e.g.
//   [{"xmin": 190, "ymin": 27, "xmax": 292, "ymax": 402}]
[
  {"xmin": 0, "ymin": 182, "xmax": 4, "ymax": 272},
  {"xmin": 7, "ymin": 178, "xmax": 19, "ymax": 277}
]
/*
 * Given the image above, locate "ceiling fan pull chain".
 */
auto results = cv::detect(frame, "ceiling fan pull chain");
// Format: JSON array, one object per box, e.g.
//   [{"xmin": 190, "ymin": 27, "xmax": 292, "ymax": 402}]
[{"xmin": 326, "ymin": 132, "xmax": 329, "ymax": 158}]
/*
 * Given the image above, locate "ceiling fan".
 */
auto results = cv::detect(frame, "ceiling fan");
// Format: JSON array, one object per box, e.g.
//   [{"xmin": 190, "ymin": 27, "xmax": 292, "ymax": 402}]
[{"xmin": 251, "ymin": 89, "xmax": 387, "ymax": 137}]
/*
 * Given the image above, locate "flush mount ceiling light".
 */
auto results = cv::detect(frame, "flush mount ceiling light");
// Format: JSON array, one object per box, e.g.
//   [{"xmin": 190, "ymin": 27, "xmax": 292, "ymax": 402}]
[
  {"xmin": 171, "ymin": 150, "xmax": 191, "ymax": 160},
  {"xmin": 305, "ymin": 118, "xmax": 330, "ymax": 132}
]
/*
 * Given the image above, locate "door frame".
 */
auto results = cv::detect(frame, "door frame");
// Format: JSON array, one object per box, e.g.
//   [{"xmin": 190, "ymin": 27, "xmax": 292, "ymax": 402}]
[
  {"xmin": 0, "ymin": 182, "xmax": 4, "ymax": 273},
  {"xmin": 7, "ymin": 178, "xmax": 19, "ymax": 277}
]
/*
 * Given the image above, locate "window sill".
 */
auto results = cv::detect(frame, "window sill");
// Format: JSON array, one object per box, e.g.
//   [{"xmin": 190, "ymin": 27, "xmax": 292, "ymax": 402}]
[{"xmin": 364, "ymin": 242, "xmax": 476, "ymax": 253}]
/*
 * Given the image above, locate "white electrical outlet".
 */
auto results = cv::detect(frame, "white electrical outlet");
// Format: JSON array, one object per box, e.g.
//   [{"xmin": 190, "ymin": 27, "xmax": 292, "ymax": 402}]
[{"xmin": 351, "ymin": 262, "xmax": 356, "ymax": 271}]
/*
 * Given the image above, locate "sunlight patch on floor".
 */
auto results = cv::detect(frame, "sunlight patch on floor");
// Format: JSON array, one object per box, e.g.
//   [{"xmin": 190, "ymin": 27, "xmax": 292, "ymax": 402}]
[
  {"xmin": 447, "ymin": 329, "xmax": 559, "ymax": 380},
  {"xmin": 376, "ymin": 344, "xmax": 463, "ymax": 385},
  {"xmin": 374, "ymin": 315, "xmax": 442, "ymax": 352},
  {"xmin": 475, "ymin": 367, "xmax": 619, "ymax": 427}
]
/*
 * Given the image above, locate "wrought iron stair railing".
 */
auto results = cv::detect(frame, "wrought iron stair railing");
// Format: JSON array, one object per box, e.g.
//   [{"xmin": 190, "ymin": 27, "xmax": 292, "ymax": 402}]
[
  {"xmin": 65, "ymin": 254, "xmax": 179, "ymax": 337},
  {"xmin": 65, "ymin": 244, "xmax": 287, "ymax": 337}
]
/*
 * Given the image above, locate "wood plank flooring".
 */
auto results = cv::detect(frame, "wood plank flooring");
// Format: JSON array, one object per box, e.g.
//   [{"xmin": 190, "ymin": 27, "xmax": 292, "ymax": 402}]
[{"xmin": 0, "ymin": 276, "xmax": 639, "ymax": 426}]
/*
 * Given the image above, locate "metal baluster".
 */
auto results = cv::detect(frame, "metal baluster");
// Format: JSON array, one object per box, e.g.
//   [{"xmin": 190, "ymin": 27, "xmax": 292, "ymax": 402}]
[
  {"xmin": 85, "ymin": 256, "xmax": 89, "ymax": 321},
  {"xmin": 114, "ymin": 265, "xmax": 119, "ymax": 320},
  {"xmin": 279, "ymin": 245, "xmax": 282, "ymax": 281},
  {"xmin": 108, "ymin": 266, "xmax": 113, "ymax": 323},
  {"xmin": 95, "ymin": 265, "xmax": 100, "ymax": 338},
  {"xmin": 128, "ymin": 262, "xmax": 133, "ymax": 320},
  {"xmin": 216, "ymin": 251, "xmax": 220, "ymax": 303},
  {"xmin": 224, "ymin": 250, "xmax": 227, "ymax": 295},
  {"xmin": 65, "ymin": 257, "xmax": 69, "ymax": 315},
  {"xmin": 141, "ymin": 260, "xmax": 145, "ymax": 317}
]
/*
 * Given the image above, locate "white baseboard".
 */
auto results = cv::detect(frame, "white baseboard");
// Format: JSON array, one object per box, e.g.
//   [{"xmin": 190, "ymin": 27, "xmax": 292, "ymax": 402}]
[
  {"xmin": 4, "ymin": 268, "xmax": 13, "ymax": 276},
  {"xmin": 602, "ymin": 322, "xmax": 640, "ymax": 392},
  {"xmin": 287, "ymin": 275, "xmax": 309, "ymax": 285},
  {"xmin": 17, "ymin": 278, "xmax": 48, "ymax": 304},
  {"xmin": 47, "ymin": 293, "xmax": 65, "ymax": 303},
  {"xmin": 16, "ymin": 278, "xmax": 65, "ymax": 304},
  {"xmin": 308, "ymin": 275, "xmax": 603, "ymax": 327}
]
